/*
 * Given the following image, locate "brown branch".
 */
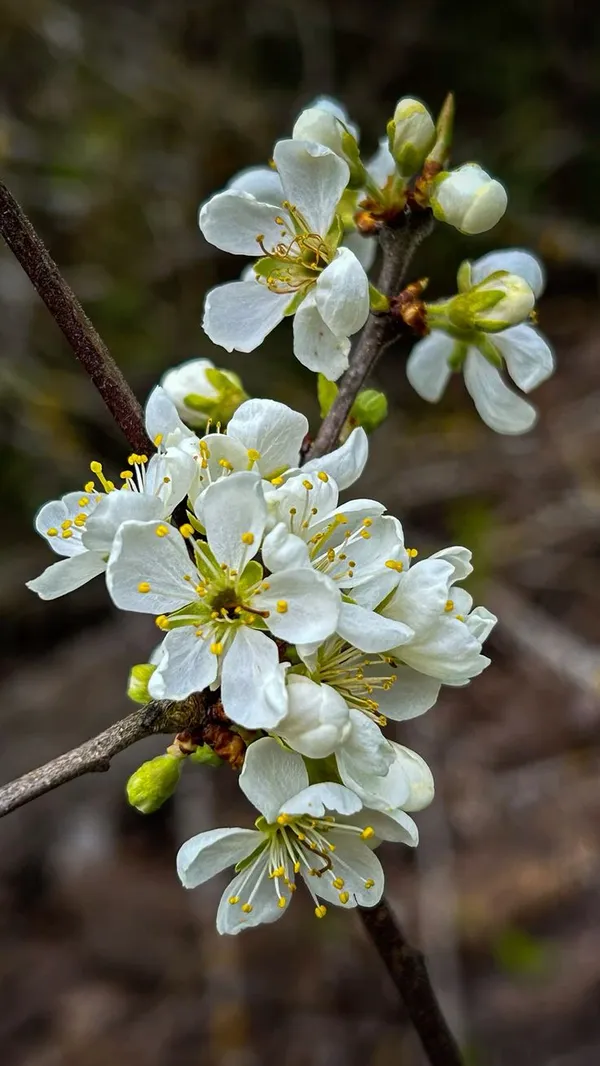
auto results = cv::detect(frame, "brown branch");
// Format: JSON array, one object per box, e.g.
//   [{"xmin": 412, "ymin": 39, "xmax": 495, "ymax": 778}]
[
  {"xmin": 0, "ymin": 693, "xmax": 209, "ymax": 819},
  {"xmin": 308, "ymin": 209, "xmax": 434, "ymax": 460},
  {"xmin": 359, "ymin": 900, "xmax": 464, "ymax": 1066},
  {"xmin": 0, "ymin": 177, "xmax": 153, "ymax": 455}
]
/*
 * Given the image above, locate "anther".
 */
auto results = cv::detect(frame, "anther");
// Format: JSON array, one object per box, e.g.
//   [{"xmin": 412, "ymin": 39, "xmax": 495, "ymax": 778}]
[
  {"xmin": 314, "ymin": 905, "xmax": 327, "ymax": 919},
  {"xmin": 302, "ymin": 480, "xmax": 313, "ymax": 491},
  {"xmin": 179, "ymin": 524, "xmax": 194, "ymax": 538},
  {"xmin": 361, "ymin": 826, "xmax": 375, "ymax": 840},
  {"xmin": 210, "ymin": 642, "xmax": 223, "ymax": 655},
  {"xmin": 278, "ymin": 896, "xmax": 287, "ymax": 908},
  {"xmin": 270, "ymin": 476, "xmax": 284, "ymax": 486},
  {"xmin": 247, "ymin": 448, "xmax": 261, "ymax": 462},
  {"xmin": 317, "ymin": 471, "xmax": 329, "ymax": 482},
  {"xmin": 445, "ymin": 599, "xmax": 454, "ymax": 612},
  {"xmin": 155, "ymin": 524, "xmax": 170, "ymax": 538},
  {"xmin": 46, "ymin": 527, "xmax": 58, "ymax": 537},
  {"xmin": 339, "ymin": 891, "xmax": 350, "ymax": 904},
  {"xmin": 276, "ymin": 600, "xmax": 288, "ymax": 614},
  {"xmin": 241, "ymin": 532, "xmax": 255, "ymax": 545},
  {"xmin": 385, "ymin": 559, "xmax": 404, "ymax": 572},
  {"xmin": 138, "ymin": 582, "xmax": 151, "ymax": 593},
  {"xmin": 408, "ymin": 548, "xmax": 419, "ymax": 558},
  {"xmin": 155, "ymin": 615, "xmax": 169, "ymax": 629},
  {"xmin": 332, "ymin": 877, "xmax": 344, "ymax": 889},
  {"xmin": 228, "ymin": 896, "xmax": 239, "ymax": 905},
  {"xmin": 219, "ymin": 458, "xmax": 233, "ymax": 471},
  {"xmin": 364, "ymin": 879, "xmax": 375, "ymax": 889},
  {"xmin": 241, "ymin": 903, "xmax": 253, "ymax": 913}
]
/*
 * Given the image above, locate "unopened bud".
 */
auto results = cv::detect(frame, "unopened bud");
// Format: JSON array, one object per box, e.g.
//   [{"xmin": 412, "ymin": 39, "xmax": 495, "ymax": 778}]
[
  {"xmin": 442, "ymin": 272, "xmax": 535, "ymax": 332},
  {"xmin": 350, "ymin": 389, "xmax": 388, "ymax": 434},
  {"xmin": 189, "ymin": 744, "xmax": 223, "ymax": 767},
  {"xmin": 126, "ymin": 753, "xmax": 182, "ymax": 814},
  {"xmin": 387, "ymin": 98, "xmax": 435, "ymax": 178},
  {"xmin": 293, "ymin": 107, "xmax": 365, "ymax": 186},
  {"xmin": 429, "ymin": 163, "xmax": 507, "ymax": 235},
  {"xmin": 127, "ymin": 662, "xmax": 156, "ymax": 704},
  {"xmin": 161, "ymin": 358, "xmax": 247, "ymax": 427}
]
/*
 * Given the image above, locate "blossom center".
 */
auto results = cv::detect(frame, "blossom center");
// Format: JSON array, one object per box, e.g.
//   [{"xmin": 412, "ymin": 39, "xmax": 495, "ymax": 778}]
[{"xmin": 316, "ymin": 639, "xmax": 397, "ymax": 724}]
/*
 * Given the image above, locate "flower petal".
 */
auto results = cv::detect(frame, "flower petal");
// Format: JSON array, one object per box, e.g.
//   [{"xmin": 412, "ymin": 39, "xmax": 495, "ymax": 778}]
[
  {"xmin": 258, "ymin": 568, "xmax": 340, "ymax": 643},
  {"xmin": 492, "ymin": 324, "xmax": 555, "ymax": 393},
  {"xmin": 203, "ymin": 279, "xmax": 290, "ymax": 354},
  {"xmin": 354, "ymin": 808, "xmax": 419, "ymax": 845},
  {"xmin": 217, "ymin": 859, "xmax": 291, "ymax": 934},
  {"xmin": 401, "ymin": 617, "xmax": 489, "ymax": 683},
  {"xmin": 292, "ymin": 293, "xmax": 351, "ymax": 380},
  {"xmin": 227, "ymin": 398, "xmax": 308, "ymax": 478},
  {"xmin": 336, "ymin": 709, "xmax": 396, "ymax": 782},
  {"xmin": 82, "ymin": 491, "xmax": 164, "ymax": 552},
  {"xmin": 314, "ymin": 834, "xmax": 384, "ymax": 906},
  {"xmin": 367, "ymin": 137, "xmax": 396, "ymax": 187},
  {"xmin": 336, "ymin": 601, "xmax": 413, "ymax": 653},
  {"xmin": 148, "ymin": 627, "xmax": 218, "ymax": 699},
  {"xmin": 383, "ymin": 558, "xmax": 454, "ymax": 634},
  {"xmin": 391, "ymin": 743, "xmax": 435, "ymax": 812},
  {"xmin": 262, "ymin": 524, "xmax": 310, "ymax": 572},
  {"xmin": 239, "ymin": 737, "xmax": 308, "ymax": 821},
  {"xmin": 283, "ymin": 781, "xmax": 361, "ymax": 818},
  {"xmin": 430, "ymin": 545, "xmax": 473, "ymax": 583},
  {"xmin": 177, "ymin": 827, "xmax": 261, "ymax": 888},
  {"xmin": 406, "ymin": 331, "xmax": 455, "ymax": 402},
  {"xmin": 227, "ymin": 166, "xmax": 284, "ymax": 205},
  {"xmin": 315, "ymin": 248, "xmax": 369, "ymax": 337},
  {"xmin": 277, "ymin": 675, "xmax": 350, "ymax": 759},
  {"xmin": 199, "ymin": 189, "xmax": 292, "ymax": 255},
  {"xmin": 464, "ymin": 348, "xmax": 537, "ymax": 434},
  {"xmin": 375, "ymin": 666, "xmax": 441, "ymax": 721},
  {"xmin": 202, "ymin": 471, "xmax": 266, "ymax": 571},
  {"xmin": 343, "ymin": 229, "xmax": 377, "ymax": 272},
  {"xmin": 221, "ymin": 627, "xmax": 287, "ymax": 729},
  {"xmin": 470, "ymin": 248, "xmax": 545, "ymax": 298},
  {"xmin": 466, "ymin": 606, "xmax": 497, "ymax": 642},
  {"xmin": 302, "ymin": 427, "xmax": 368, "ymax": 490},
  {"xmin": 145, "ymin": 385, "xmax": 195, "ymax": 446},
  {"xmin": 26, "ymin": 551, "xmax": 107, "ymax": 600},
  {"xmin": 106, "ymin": 520, "xmax": 194, "ymax": 615},
  {"xmin": 273, "ymin": 139, "xmax": 349, "ymax": 237}
]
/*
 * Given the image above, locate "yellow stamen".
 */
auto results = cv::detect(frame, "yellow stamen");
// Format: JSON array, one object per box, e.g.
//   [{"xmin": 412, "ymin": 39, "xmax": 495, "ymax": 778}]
[
  {"xmin": 445, "ymin": 599, "xmax": 454, "ymax": 612},
  {"xmin": 314, "ymin": 905, "xmax": 327, "ymax": 919},
  {"xmin": 361, "ymin": 826, "xmax": 374, "ymax": 840},
  {"xmin": 247, "ymin": 448, "xmax": 261, "ymax": 462},
  {"xmin": 278, "ymin": 896, "xmax": 287, "ymax": 908},
  {"xmin": 241, "ymin": 902, "xmax": 253, "ymax": 914},
  {"xmin": 228, "ymin": 896, "xmax": 239, "ymax": 905},
  {"xmin": 276, "ymin": 600, "xmax": 288, "ymax": 614},
  {"xmin": 138, "ymin": 581, "xmax": 151, "ymax": 593},
  {"xmin": 154, "ymin": 433, "xmax": 164, "ymax": 446},
  {"xmin": 362, "ymin": 517, "xmax": 373, "ymax": 527},
  {"xmin": 317, "ymin": 471, "xmax": 329, "ymax": 482},
  {"xmin": 46, "ymin": 527, "xmax": 58, "ymax": 536},
  {"xmin": 302, "ymin": 479, "xmax": 313, "ymax": 491},
  {"xmin": 155, "ymin": 524, "xmax": 170, "ymax": 537},
  {"xmin": 408, "ymin": 548, "xmax": 418, "ymax": 558},
  {"xmin": 179, "ymin": 523, "xmax": 194, "ymax": 538},
  {"xmin": 155, "ymin": 615, "xmax": 169, "ymax": 629},
  {"xmin": 385, "ymin": 559, "xmax": 404, "ymax": 572},
  {"xmin": 270, "ymin": 476, "xmax": 284, "ymax": 486},
  {"xmin": 332, "ymin": 877, "xmax": 344, "ymax": 889},
  {"xmin": 210, "ymin": 642, "xmax": 223, "ymax": 655},
  {"xmin": 219, "ymin": 458, "xmax": 233, "ymax": 471},
  {"xmin": 84, "ymin": 481, "xmax": 95, "ymax": 493},
  {"xmin": 364, "ymin": 879, "xmax": 375, "ymax": 889},
  {"xmin": 339, "ymin": 891, "xmax": 350, "ymax": 904},
  {"xmin": 241, "ymin": 531, "xmax": 255, "ymax": 545}
]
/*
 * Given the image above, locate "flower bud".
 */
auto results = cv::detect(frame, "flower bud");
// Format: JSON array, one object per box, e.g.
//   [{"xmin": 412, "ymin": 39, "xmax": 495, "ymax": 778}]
[
  {"xmin": 189, "ymin": 744, "xmax": 223, "ymax": 767},
  {"xmin": 126, "ymin": 754, "xmax": 182, "ymax": 814},
  {"xmin": 160, "ymin": 358, "xmax": 247, "ymax": 427},
  {"xmin": 293, "ymin": 107, "xmax": 364, "ymax": 186},
  {"xmin": 387, "ymin": 98, "xmax": 436, "ymax": 178},
  {"xmin": 350, "ymin": 389, "xmax": 388, "ymax": 433},
  {"xmin": 127, "ymin": 662, "xmax": 156, "ymax": 704},
  {"xmin": 429, "ymin": 163, "xmax": 507, "ymax": 235},
  {"xmin": 444, "ymin": 272, "xmax": 535, "ymax": 332}
]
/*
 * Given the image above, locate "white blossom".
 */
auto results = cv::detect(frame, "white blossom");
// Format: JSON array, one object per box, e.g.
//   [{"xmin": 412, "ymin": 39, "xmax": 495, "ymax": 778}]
[
  {"xmin": 429, "ymin": 163, "xmax": 508, "ymax": 235},
  {"xmin": 200, "ymin": 139, "xmax": 369, "ymax": 381},
  {"xmin": 27, "ymin": 388, "xmax": 196, "ymax": 600},
  {"xmin": 106, "ymin": 472, "xmax": 341, "ymax": 728},
  {"xmin": 408, "ymin": 249, "xmax": 555, "ymax": 434},
  {"xmin": 177, "ymin": 737, "xmax": 411, "ymax": 934},
  {"xmin": 160, "ymin": 357, "xmax": 245, "ymax": 427}
]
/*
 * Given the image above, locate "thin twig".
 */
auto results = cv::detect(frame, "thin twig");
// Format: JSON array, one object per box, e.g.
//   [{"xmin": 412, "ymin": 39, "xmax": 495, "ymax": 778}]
[
  {"xmin": 358, "ymin": 900, "xmax": 464, "ymax": 1066},
  {"xmin": 0, "ymin": 178, "xmax": 153, "ymax": 455},
  {"xmin": 308, "ymin": 209, "xmax": 434, "ymax": 459},
  {"xmin": 0, "ymin": 694, "xmax": 208, "ymax": 819}
]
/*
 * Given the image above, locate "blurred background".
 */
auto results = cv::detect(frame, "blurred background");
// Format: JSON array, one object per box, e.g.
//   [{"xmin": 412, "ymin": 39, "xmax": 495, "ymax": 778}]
[{"xmin": 1, "ymin": 1, "xmax": 600, "ymax": 1063}]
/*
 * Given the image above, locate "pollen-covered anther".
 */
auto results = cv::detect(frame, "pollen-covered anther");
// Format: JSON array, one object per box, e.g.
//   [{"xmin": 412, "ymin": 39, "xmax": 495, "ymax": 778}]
[
  {"xmin": 153, "ymin": 433, "xmax": 163, "ymax": 446},
  {"xmin": 78, "ymin": 496, "xmax": 89, "ymax": 507},
  {"xmin": 219, "ymin": 458, "xmax": 234, "ymax": 471},
  {"xmin": 276, "ymin": 600, "xmax": 288, "ymax": 614},
  {"xmin": 84, "ymin": 481, "xmax": 95, "ymax": 494},
  {"xmin": 408, "ymin": 547, "xmax": 419, "ymax": 558},
  {"xmin": 332, "ymin": 877, "xmax": 344, "ymax": 889},
  {"xmin": 241, "ymin": 903, "xmax": 253, "ymax": 913},
  {"xmin": 210, "ymin": 641, "xmax": 223, "ymax": 655},
  {"xmin": 339, "ymin": 891, "xmax": 350, "ymax": 904},
  {"xmin": 445, "ymin": 599, "xmax": 454, "ymax": 612},
  {"xmin": 270, "ymin": 476, "xmax": 284, "ymax": 486},
  {"xmin": 277, "ymin": 812, "xmax": 291, "ymax": 825},
  {"xmin": 269, "ymin": 865, "xmax": 285, "ymax": 879},
  {"xmin": 277, "ymin": 896, "xmax": 287, "ymax": 908},
  {"xmin": 385, "ymin": 559, "xmax": 404, "ymax": 572},
  {"xmin": 247, "ymin": 448, "xmax": 261, "ymax": 462},
  {"xmin": 179, "ymin": 524, "xmax": 195, "ymax": 538},
  {"xmin": 302, "ymin": 479, "xmax": 313, "ymax": 491},
  {"xmin": 155, "ymin": 524, "xmax": 170, "ymax": 538},
  {"xmin": 155, "ymin": 614, "xmax": 169, "ymax": 629},
  {"xmin": 361, "ymin": 826, "xmax": 375, "ymax": 840},
  {"xmin": 46, "ymin": 527, "xmax": 58, "ymax": 537},
  {"xmin": 228, "ymin": 896, "xmax": 240, "ymax": 905},
  {"xmin": 138, "ymin": 581, "xmax": 151, "ymax": 593},
  {"xmin": 120, "ymin": 471, "xmax": 133, "ymax": 481},
  {"xmin": 74, "ymin": 513, "xmax": 87, "ymax": 527},
  {"xmin": 195, "ymin": 584, "xmax": 207, "ymax": 596},
  {"xmin": 317, "ymin": 471, "xmax": 329, "ymax": 483},
  {"xmin": 364, "ymin": 879, "xmax": 375, "ymax": 889},
  {"xmin": 315, "ymin": 905, "xmax": 327, "ymax": 919},
  {"xmin": 362, "ymin": 517, "xmax": 373, "ymax": 527},
  {"xmin": 241, "ymin": 531, "xmax": 255, "ymax": 545}
]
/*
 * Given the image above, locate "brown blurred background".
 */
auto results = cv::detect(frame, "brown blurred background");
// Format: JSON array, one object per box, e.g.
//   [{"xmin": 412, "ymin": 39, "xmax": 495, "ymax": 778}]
[{"xmin": 1, "ymin": 1, "xmax": 600, "ymax": 1063}]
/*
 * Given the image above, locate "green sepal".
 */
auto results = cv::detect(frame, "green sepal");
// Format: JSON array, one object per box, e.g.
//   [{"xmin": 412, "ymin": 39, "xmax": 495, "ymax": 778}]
[
  {"xmin": 317, "ymin": 373, "xmax": 338, "ymax": 418},
  {"xmin": 475, "ymin": 335, "xmax": 504, "ymax": 369},
  {"xmin": 189, "ymin": 744, "xmax": 223, "ymax": 767},
  {"xmin": 448, "ymin": 341, "xmax": 469, "ymax": 371},
  {"xmin": 234, "ymin": 840, "xmax": 268, "ymax": 873},
  {"xmin": 283, "ymin": 289, "xmax": 307, "ymax": 317},
  {"xmin": 239, "ymin": 559, "xmax": 264, "ymax": 592},
  {"xmin": 369, "ymin": 284, "xmax": 390, "ymax": 313},
  {"xmin": 456, "ymin": 259, "xmax": 472, "ymax": 294}
]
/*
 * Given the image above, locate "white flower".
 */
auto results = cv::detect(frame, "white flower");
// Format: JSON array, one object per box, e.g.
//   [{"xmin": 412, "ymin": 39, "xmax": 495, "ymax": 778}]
[
  {"xmin": 292, "ymin": 102, "xmax": 356, "ymax": 163},
  {"xmin": 177, "ymin": 396, "xmax": 368, "ymax": 506},
  {"xmin": 408, "ymin": 249, "xmax": 555, "ymax": 434},
  {"xmin": 442, "ymin": 272, "xmax": 535, "ymax": 332},
  {"xmin": 160, "ymin": 358, "xmax": 245, "ymax": 427},
  {"xmin": 200, "ymin": 139, "xmax": 369, "ymax": 381},
  {"xmin": 177, "ymin": 737, "xmax": 410, "ymax": 934},
  {"xmin": 27, "ymin": 389, "xmax": 196, "ymax": 600},
  {"xmin": 429, "ymin": 163, "xmax": 508, "ymax": 235},
  {"xmin": 388, "ymin": 97, "xmax": 436, "ymax": 177},
  {"xmin": 106, "ymin": 472, "xmax": 341, "ymax": 728}
]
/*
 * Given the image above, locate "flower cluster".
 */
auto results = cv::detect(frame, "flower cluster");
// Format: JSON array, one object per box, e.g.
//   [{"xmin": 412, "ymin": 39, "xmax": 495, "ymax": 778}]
[{"xmin": 28, "ymin": 385, "xmax": 496, "ymax": 932}]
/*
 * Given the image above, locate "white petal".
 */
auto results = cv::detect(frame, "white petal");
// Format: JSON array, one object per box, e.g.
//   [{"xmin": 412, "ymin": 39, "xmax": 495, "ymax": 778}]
[
  {"xmin": 144, "ymin": 385, "xmax": 195, "ymax": 446},
  {"xmin": 401, "ymin": 617, "xmax": 489, "ymax": 683},
  {"xmin": 302, "ymin": 427, "xmax": 368, "ymax": 490},
  {"xmin": 492, "ymin": 324, "xmax": 555, "ymax": 393},
  {"xmin": 258, "ymin": 569, "xmax": 340, "ymax": 643},
  {"xmin": 336, "ymin": 709, "xmax": 395, "ymax": 782},
  {"xmin": 367, "ymin": 137, "xmax": 396, "ymax": 187},
  {"xmin": 268, "ymin": 472, "xmax": 338, "ymax": 531},
  {"xmin": 262, "ymin": 524, "xmax": 310, "ymax": 572},
  {"xmin": 227, "ymin": 166, "xmax": 284, "ymax": 205},
  {"xmin": 240, "ymin": 736, "xmax": 308, "ymax": 821},
  {"xmin": 190, "ymin": 434, "xmax": 249, "ymax": 500},
  {"xmin": 26, "ymin": 551, "xmax": 107, "ymax": 600},
  {"xmin": 221, "ymin": 627, "xmax": 287, "ymax": 729},
  {"xmin": 406, "ymin": 332, "xmax": 454, "ymax": 402},
  {"xmin": 292, "ymin": 293, "xmax": 350, "ymax": 380},
  {"xmin": 391, "ymin": 744, "xmax": 435, "ymax": 812},
  {"xmin": 336, "ymin": 601, "xmax": 413, "ymax": 653},
  {"xmin": 292, "ymin": 107, "xmax": 345, "ymax": 157},
  {"xmin": 343, "ymin": 229, "xmax": 377, "ymax": 272},
  {"xmin": 227, "ymin": 397, "xmax": 308, "ymax": 478},
  {"xmin": 217, "ymin": 859, "xmax": 291, "ymax": 934},
  {"xmin": 430, "ymin": 545, "xmax": 473, "ymax": 583},
  {"xmin": 106, "ymin": 520, "xmax": 194, "ymax": 614},
  {"xmin": 332, "ymin": 514, "xmax": 406, "ymax": 589},
  {"xmin": 356, "ymin": 808, "xmax": 419, "ymax": 845},
  {"xmin": 316, "ymin": 834, "xmax": 384, "ymax": 906},
  {"xmin": 464, "ymin": 349, "xmax": 537, "ymax": 434},
  {"xmin": 277, "ymin": 675, "xmax": 350, "ymax": 759},
  {"xmin": 202, "ymin": 471, "xmax": 266, "ymax": 571},
  {"xmin": 273, "ymin": 139, "xmax": 349, "ymax": 237},
  {"xmin": 383, "ymin": 558, "xmax": 454, "ymax": 634},
  {"xmin": 199, "ymin": 189, "xmax": 292, "ymax": 255},
  {"xmin": 203, "ymin": 280, "xmax": 290, "ymax": 353},
  {"xmin": 283, "ymin": 782, "xmax": 361, "ymax": 818},
  {"xmin": 339, "ymin": 741, "xmax": 411, "ymax": 812},
  {"xmin": 466, "ymin": 606, "xmax": 497, "ymax": 642},
  {"xmin": 148, "ymin": 627, "xmax": 218, "ymax": 699},
  {"xmin": 374, "ymin": 666, "xmax": 441, "ymax": 721},
  {"xmin": 34, "ymin": 493, "xmax": 91, "ymax": 557},
  {"xmin": 177, "ymin": 827, "xmax": 261, "ymax": 888},
  {"xmin": 143, "ymin": 448, "xmax": 197, "ymax": 510},
  {"xmin": 470, "ymin": 248, "xmax": 545, "ymax": 298},
  {"xmin": 82, "ymin": 491, "xmax": 164, "ymax": 552},
  {"xmin": 315, "ymin": 248, "xmax": 369, "ymax": 337}
]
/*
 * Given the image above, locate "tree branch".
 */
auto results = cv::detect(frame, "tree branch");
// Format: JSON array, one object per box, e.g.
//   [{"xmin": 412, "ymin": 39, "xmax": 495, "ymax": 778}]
[
  {"xmin": 359, "ymin": 899, "xmax": 463, "ymax": 1066},
  {"xmin": 308, "ymin": 209, "xmax": 434, "ymax": 460},
  {"xmin": 0, "ymin": 177, "xmax": 153, "ymax": 455},
  {"xmin": 0, "ymin": 693, "xmax": 209, "ymax": 819}
]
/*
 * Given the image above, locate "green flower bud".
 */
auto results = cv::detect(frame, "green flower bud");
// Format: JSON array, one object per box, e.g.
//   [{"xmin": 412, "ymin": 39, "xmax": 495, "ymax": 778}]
[
  {"xmin": 388, "ymin": 97, "xmax": 436, "ymax": 178},
  {"xmin": 189, "ymin": 744, "xmax": 223, "ymax": 767},
  {"xmin": 127, "ymin": 662, "xmax": 156, "ymax": 704},
  {"xmin": 446, "ymin": 272, "xmax": 535, "ymax": 332},
  {"xmin": 126, "ymin": 754, "xmax": 182, "ymax": 814},
  {"xmin": 350, "ymin": 389, "xmax": 388, "ymax": 433},
  {"xmin": 161, "ymin": 359, "xmax": 247, "ymax": 427}
]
